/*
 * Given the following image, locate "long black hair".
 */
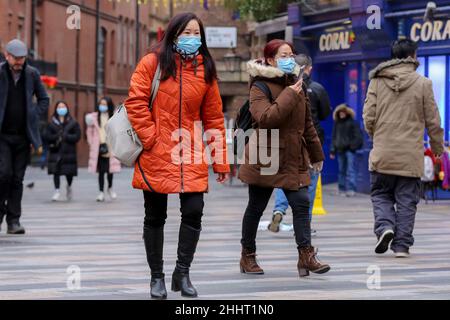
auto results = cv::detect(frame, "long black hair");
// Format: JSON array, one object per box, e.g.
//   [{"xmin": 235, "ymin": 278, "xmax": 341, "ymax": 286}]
[
  {"xmin": 151, "ymin": 12, "xmax": 217, "ymax": 84},
  {"xmin": 95, "ymin": 96, "xmax": 115, "ymax": 125}
]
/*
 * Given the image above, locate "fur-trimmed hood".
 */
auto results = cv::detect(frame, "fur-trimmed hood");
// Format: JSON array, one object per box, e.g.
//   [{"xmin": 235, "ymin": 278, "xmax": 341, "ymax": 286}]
[
  {"xmin": 368, "ymin": 57, "xmax": 420, "ymax": 93},
  {"xmin": 333, "ymin": 103, "xmax": 355, "ymax": 121},
  {"xmin": 246, "ymin": 59, "xmax": 301, "ymax": 79}
]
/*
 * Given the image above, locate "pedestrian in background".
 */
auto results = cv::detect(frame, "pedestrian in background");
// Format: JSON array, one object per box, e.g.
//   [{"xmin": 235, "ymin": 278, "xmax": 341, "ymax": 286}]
[
  {"xmin": 238, "ymin": 39, "xmax": 330, "ymax": 278},
  {"xmin": 330, "ymin": 103, "xmax": 363, "ymax": 197},
  {"xmin": 85, "ymin": 96, "xmax": 121, "ymax": 202},
  {"xmin": 0, "ymin": 39, "xmax": 49, "ymax": 234},
  {"xmin": 45, "ymin": 101, "xmax": 81, "ymax": 202},
  {"xmin": 125, "ymin": 12, "xmax": 229, "ymax": 299},
  {"xmin": 363, "ymin": 38, "xmax": 444, "ymax": 257},
  {"xmin": 269, "ymin": 54, "xmax": 331, "ymax": 235}
]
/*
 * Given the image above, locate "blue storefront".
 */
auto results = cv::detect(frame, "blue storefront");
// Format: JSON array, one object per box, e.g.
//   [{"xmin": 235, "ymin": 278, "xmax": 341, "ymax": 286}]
[{"xmin": 288, "ymin": 0, "xmax": 450, "ymax": 196}]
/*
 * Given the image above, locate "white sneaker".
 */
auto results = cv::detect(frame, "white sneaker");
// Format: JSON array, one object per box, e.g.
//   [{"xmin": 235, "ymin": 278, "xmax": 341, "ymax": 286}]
[
  {"xmin": 107, "ymin": 188, "xmax": 117, "ymax": 200},
  {"xmin": 334, "ymin": 190, "xmax": 346, "ymax": 197},
  {"xmin": 268, "ymin": 211, "xmax": 284, "ymax": 233},
  {"xmin": 52, "ymin": 190, "xmax": 61, "ymax": 202},
  {"xmin": 279, "ymin": 222, "xmax": 294, "ymax": 232},
  {"xmin": 66, "ymin": 186, "xmax": 73, "ymax": 201},
  {"xmin": 96, "ymin": 192, "xmax": 105, "ymax": 202},
  {"xmin": 395, "ymin": 251, "xmax": 410, "ymax": 258},
  {"xmin": 346, "ymin": 190, "xmax": 356, "ymax": 197}
]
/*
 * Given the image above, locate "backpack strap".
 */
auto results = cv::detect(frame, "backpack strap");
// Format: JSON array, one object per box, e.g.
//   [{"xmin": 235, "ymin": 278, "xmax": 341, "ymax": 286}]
[{"xmin": 252, "ymin": 81, "xmax": 273, "ymax": 103}]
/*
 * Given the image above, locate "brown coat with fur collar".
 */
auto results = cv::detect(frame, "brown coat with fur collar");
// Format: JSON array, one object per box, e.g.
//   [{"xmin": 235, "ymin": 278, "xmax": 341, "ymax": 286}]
[
  {"xmin": 363, "ymin": 57, "xmax": 444, "ymax": 178},
  {"xmin": 238, "ymin": 59, "xmax": 324, "ymax": 190}
]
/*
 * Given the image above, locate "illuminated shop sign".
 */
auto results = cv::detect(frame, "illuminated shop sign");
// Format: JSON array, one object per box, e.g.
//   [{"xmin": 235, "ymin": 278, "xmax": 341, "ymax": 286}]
[
  {"xmin": 410, "ymin": 20, "xmax": 450, "ymax": 42},
  {"xmin": 319, "ymin": 30, "xmax": 356, "ymax": 52}
]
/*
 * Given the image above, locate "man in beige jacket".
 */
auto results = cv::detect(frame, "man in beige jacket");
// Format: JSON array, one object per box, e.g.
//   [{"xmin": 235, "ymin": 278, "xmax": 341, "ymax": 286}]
[{"xmin": 363, "ymin": 38, "xmax": 444, "ymax": 258}]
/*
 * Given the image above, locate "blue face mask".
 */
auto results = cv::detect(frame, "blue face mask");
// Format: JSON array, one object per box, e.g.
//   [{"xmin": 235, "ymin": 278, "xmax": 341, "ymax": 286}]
[
  {"xmin": 56, "ymin": 107, "xmax": 68, "ymax": 117},
  {"xmin": 99, "ymin": 105, "xmax": 108, "ymax": 113},
  {"xmin": 277, "ymin": 57, "xmax": 296, "ymax": 74},
  {"xmin": 176, "ymin": 36, "xmax": 202, "ymax": 54}
]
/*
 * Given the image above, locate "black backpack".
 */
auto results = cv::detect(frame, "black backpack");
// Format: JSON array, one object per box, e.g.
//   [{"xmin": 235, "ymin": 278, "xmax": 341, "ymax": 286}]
[{"xmin": 233, "ymin": 81, "xmax": 273, "ymax": 156}]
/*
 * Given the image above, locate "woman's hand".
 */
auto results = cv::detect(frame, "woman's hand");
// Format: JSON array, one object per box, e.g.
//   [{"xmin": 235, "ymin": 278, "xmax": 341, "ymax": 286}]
[
  {"xmin": 289, "ymin": 78, "xmax": 303, "ymax": 95},
  {"xmin": 312, "ymin": 161, "xmax": 323, "ymax": 173},
  {"xmin": 216, "ymin": 173, "xmax": 230, "ymax": 184}
]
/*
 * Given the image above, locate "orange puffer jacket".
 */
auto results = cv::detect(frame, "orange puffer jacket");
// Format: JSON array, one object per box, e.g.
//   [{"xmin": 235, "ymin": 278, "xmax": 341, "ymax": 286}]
[{"xmin": 125, "ymin": 52, "xmax": 229, "ymax": 194}]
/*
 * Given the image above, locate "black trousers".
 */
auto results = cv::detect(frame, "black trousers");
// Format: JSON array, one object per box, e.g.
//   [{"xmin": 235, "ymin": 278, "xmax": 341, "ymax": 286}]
[
  {"xmin": 53, "ymin": 175, "xmax": 73, "ymax": 189},
  {"xmin": 0, "ymin": 134, "xmax": 30, "ymax": 225},
  {"xmin": 98, "ymin": 172, "xmax": 113, "ymax": 192},
  {"xmin": 241, "ymin": 184, "xmax": 311, "ymax": 252},
  {"xmin": 97, "ymin": 156, "xmax": 113, "ymax": 192},
  {"xmin": 143, "ymin": 191, "xmax": 204, "ymax": 230}
]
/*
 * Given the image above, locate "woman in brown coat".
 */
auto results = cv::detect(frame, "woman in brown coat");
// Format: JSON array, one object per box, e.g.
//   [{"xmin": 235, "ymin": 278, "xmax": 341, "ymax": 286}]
[{"xmin": 238, "ymin": 39, "xmax": 330, "ymax": 277}]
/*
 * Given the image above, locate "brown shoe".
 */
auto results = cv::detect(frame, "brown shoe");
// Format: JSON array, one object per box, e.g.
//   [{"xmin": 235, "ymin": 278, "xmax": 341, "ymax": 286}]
[
  {"xmin": 240, "ymin": 248, "xmax": 264, "ymax": 274},
  {"xmin": 297, "ymin": 246, "xmax": 330, "ymax": 277}
]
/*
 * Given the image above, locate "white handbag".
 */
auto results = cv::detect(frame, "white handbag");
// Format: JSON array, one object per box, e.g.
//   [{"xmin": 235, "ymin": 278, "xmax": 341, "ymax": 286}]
[{"xmin": 106, "ymin": 63, "xmax": 161, "ymax": 166}]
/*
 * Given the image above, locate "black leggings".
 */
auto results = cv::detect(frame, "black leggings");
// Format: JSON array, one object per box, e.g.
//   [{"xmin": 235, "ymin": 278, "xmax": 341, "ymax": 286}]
[
  {"xmin": 54, "ymin": 175, "xmax": 73, "ymax": 189},
  {"xmin": 241, "ymin": 184, "xmax": 311, "ymax": 252},
  {"xmin": 99, "ymin": 172, "xmax": 113, "ymax": 192},
  {"xmin": 143, "ymin": 191, "xmax": 204, "ymax": 230}
]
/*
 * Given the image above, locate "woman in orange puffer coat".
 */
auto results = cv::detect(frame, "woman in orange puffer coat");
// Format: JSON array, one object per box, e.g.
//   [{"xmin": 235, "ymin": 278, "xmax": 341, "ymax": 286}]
[{"xmin": 125, "ymin": 12, "xmax": 229, "ymax": 299}]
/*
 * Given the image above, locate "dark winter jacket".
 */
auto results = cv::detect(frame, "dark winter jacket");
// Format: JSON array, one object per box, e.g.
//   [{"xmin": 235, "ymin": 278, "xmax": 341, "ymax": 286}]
[
  {"xmin": 44, "ymin": 114, "xmax": 81, "ymax": 176},
  {"xmin": 331, "ymin": 104, "xmax": 363, "ymax": 154},
  {"xmin": 0, "ymin": 61, "xmax": 49, "ymax": 148},
  {"xmin": 303, "ymin": 74, "xmax": 331, "ymax": 145}
]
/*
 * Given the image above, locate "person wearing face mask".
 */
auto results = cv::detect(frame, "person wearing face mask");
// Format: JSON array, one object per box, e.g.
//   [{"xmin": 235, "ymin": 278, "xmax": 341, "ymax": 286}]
[
  {"xmin": 238, "ymin": 39, "xmax": 330, "ymax": 278},
  {"xmin": 125, "ymin": 12, "xmax": 229, "ymax": 299},
  {"xmin": 44, "ymin": 101, "xmax": 81, "ymax": 201},
  {"xmin": 85, "ymin": 97, "xmax": 121, "ymax": 202}
]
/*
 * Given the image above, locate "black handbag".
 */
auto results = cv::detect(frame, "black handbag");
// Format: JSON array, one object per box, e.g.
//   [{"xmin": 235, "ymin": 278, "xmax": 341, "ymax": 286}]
[{"xmin": 99, "ymin": 143, "xmax": 109, "ymax": 155}]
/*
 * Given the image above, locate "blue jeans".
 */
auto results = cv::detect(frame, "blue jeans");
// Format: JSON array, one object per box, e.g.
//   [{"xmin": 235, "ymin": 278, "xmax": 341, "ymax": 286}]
[
  {"xmin": 273, "ymin": 170, "xmax": 319, "ymax": 221},
  {"xmin": 337, "ymin": 150, "xmax": 356, "ymax": 192}
]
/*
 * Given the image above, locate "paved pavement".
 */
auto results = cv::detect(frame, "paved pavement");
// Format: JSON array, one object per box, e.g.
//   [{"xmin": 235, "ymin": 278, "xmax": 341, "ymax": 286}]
[{"xmin": 1, "ymin": 167, "xmax": 450, "ymax": 300}]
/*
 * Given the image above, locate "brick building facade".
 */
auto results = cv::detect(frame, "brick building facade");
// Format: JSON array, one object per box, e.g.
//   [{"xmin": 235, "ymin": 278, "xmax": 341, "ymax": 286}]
[{"xmin": 0, "ymin": 0, "xmax": 251, "ymax": 166}]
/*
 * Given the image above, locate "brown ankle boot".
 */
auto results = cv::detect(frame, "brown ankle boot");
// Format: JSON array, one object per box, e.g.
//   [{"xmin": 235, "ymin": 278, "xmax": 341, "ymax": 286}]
[
  {"xmin": 297, "ymin": 246, "xmax": 330, "ymax": 277},
  {"xmin": 240, "ymin": 248, "xmax": 264, "ymax": 274}
]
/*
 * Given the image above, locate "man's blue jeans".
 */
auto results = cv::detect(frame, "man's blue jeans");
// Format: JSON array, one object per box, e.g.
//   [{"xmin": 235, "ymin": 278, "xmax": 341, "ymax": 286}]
[
  {"xmin": 337, "ymin": 150, "xmax": 357, "ymax": 192},
  {"xmin": 273, "ymin": 170, "xmax": 319, "ymax": 221}
]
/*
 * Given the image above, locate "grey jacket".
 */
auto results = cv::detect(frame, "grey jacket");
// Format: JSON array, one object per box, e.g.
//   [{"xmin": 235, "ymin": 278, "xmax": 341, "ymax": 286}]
[{"xmin": 0, "ymin": 61, "xmax": 50, "ymax": 148}]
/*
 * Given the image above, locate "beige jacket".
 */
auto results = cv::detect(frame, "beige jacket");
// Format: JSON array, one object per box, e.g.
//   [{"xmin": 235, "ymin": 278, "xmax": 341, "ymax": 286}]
[{"xmin": 363, "ymin": 57, "xmax": 444, "ymax": 178}]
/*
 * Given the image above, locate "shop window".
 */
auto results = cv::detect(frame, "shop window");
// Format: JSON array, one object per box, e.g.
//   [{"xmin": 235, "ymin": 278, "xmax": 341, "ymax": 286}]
[
  {"xmin": 417, "ymin": 56, "xmax": 425, "ymax": 76},
  {"xmin": 428, "ymin": 56, "xmax": 446, "ymax": 136}
]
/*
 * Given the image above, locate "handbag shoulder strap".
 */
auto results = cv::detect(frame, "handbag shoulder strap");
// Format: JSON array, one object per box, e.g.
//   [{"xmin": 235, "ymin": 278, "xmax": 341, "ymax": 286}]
[{"xmin": 149, "ymin": 63, "xmax": 161, "ymax": 111}]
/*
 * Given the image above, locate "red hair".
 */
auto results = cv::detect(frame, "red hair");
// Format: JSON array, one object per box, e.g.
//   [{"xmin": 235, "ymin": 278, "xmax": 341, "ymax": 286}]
[{"xmin": 263, "ymin": 39, "xmax": 295, "ymax": 64}]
